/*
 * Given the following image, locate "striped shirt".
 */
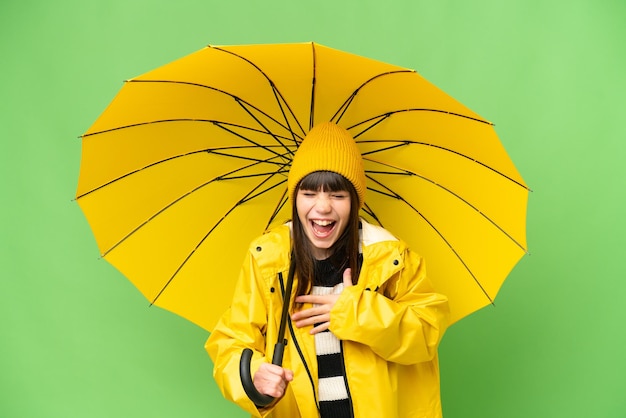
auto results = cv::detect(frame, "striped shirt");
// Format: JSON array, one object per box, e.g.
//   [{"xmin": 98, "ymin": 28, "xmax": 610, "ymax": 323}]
[{"xmin": 312, "ymin": 258, "xmax": 355, "ymax": 418}]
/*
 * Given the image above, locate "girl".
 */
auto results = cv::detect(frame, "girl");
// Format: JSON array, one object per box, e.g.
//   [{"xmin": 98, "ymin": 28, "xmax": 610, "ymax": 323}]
[{"xmin": 206, "ymin": 122, "xmax": 450, "ymax": 417}]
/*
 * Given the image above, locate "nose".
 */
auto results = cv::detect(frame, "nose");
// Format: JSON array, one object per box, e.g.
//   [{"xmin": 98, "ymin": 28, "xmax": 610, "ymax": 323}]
[{"xmin": 314, "ymin": 194, "xmax": 332, "ymax": 213}]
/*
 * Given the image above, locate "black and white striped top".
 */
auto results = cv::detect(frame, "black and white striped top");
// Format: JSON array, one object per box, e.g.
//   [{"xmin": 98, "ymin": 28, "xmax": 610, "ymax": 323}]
[{"xmin": 312, "ymin": 258, "xmax": 359, "ymax": 418}]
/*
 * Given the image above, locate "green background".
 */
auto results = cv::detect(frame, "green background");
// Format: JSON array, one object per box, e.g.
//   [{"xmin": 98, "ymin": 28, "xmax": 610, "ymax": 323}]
[{"xmin": 2, "ymin": 0, "xmax": 624, "ymax": 417}]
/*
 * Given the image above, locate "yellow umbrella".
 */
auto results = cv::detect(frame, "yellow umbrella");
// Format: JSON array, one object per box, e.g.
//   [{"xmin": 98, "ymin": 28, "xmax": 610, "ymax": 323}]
[{"xmin": 76, "ymin": 42, "xmax": 529, "ymax": 331}]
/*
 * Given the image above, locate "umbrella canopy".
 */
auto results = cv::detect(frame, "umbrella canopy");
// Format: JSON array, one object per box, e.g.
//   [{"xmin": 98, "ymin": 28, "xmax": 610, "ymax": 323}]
[{"xmin": 76, "ymin": 42, "xmax": 529, "ymax": 331}]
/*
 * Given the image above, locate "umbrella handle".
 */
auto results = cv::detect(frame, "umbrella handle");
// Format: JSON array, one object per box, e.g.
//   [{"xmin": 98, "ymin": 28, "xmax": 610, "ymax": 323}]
[
  {"xmin": 240, "ymin": 258, "xmax": 294, "ymax": 407},
  {"xmin": 240, "ymin": 343, "xmax": 285, "ymax": 407}
]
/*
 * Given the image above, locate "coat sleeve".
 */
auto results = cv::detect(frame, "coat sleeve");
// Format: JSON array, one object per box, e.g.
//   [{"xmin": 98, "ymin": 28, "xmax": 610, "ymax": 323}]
[
  {"xmin": 329, "ymin": 247, "xmax": 450, "ymax": 365},
  {"xmin": 205, "ymin": 251, "xmax": 273, "ymax": 417}
]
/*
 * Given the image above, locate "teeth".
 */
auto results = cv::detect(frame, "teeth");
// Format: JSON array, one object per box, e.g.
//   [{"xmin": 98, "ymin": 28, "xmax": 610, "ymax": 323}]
[{"xmin": 313, "ymin": 220, "xmax": 334, "ymax": 226}]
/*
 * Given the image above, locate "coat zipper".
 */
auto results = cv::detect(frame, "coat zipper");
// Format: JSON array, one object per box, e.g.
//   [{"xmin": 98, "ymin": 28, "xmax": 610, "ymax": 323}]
[{"xmin": 278, "ymin": 272, "xmax": 321, "ymax": 415}]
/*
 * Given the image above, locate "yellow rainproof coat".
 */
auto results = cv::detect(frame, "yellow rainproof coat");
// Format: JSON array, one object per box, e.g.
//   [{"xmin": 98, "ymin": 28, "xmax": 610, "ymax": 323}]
[{"xmin": 206, "ymin": 220, "xmax": 450, "ymax": 417}]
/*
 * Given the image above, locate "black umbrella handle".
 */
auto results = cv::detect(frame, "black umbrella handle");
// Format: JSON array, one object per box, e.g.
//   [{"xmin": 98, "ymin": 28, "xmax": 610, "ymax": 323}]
[
  {"xmin": 240, "ymin": 256, "xmax": 295, "ymax": 408},
  {"xmin": 240, "ymin": 343, "xmax": 285, "ymax": 407}
]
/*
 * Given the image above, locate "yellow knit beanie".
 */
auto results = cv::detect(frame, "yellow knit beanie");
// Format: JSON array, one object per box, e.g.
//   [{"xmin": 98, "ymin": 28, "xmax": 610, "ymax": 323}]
[{"xmin": 288, "ymin": 122, "xmax": 366, "ymax": 208}]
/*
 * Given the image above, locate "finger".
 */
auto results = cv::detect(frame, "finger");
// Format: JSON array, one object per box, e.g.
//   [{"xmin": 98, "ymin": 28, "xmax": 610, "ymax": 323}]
[
  {"xmin": 264, "ymin": 383, "xmax": 285, "ymax": 398},
  {"xmin": 263, "ymin": 363, "xmax": 289, "ymax": 377},
  {"xmin": 294, "ymin": 294, "xmax": 331, "ymax": 304},
  {"xmin": 292, "ymin": 305, "xmax": 328, "ymax": 321},
  {"xmin": 283, "ymin": 368, "xmax": 294, "ymax": 381},
  {"xmin": 294, "ymin": 313, "xmax": 330, "ymax": 329},
  {"xmin": 268, "ymin": 367, "xmax": 292, "ymax": 385},
  {"xmin": 309, "ymin": 322, "xmax": 330, "ymax": 335},
  {"xmin": 266, "ymin": 368, "xmax": 293, "ymax": 397},
  {"xmin": 254, "ymin": 366, "xmax": 288, "ymax": 398},
  {"xmin": 292, "ymin": 307, "xmax": 330, "ymax": 322},
  {"xmin": 343, "ymin": 268, "xmax": 353, "ymax": 288}
]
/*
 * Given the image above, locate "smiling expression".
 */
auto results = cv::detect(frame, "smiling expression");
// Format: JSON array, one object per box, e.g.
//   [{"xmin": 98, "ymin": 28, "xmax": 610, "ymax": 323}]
[{"xmin": 296, "ymin": 187, "xmax": 352, "ymax": 259}]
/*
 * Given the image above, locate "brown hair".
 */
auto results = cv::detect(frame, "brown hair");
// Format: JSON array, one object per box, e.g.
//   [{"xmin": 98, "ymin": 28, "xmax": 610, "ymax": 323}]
[{"xmin": 292, "ymin": 171, "xmax": 362, "ymax": 303}]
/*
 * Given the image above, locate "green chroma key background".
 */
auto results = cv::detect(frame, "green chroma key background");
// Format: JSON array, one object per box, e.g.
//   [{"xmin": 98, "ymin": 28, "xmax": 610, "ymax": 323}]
[{"xmin": 1, "ymin": 0, "xmax": 624, "ymax": 417}]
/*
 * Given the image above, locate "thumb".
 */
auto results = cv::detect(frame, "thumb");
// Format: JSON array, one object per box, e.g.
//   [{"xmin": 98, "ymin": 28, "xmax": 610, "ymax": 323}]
[
  {"xmin": 343, "ymin": 268, "xmax": 353, "ymax": 288},
  {"xmin": 283, "ymin": 368, "xmax": 294, "ymax": 382}
]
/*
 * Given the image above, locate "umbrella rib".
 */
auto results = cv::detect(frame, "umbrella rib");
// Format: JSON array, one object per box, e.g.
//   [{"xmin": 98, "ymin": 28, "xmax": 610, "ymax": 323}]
[
  {"xmin": 215, "ymin": 120, "xmax": 296, "ymax": 157},
  {"xmin": 363, "ymin": 159, "xmax": 527, "ymax": 253},
  {"xmin": 210, "ymin": 45, "xmax": 308, "ymax": 141},
  {"xmin": 233, "ymin": 98, "xmax": 299, "ymax": 159},
  {"xmin": 359, "ymin": 139, "xmax": 529, "ymax": 191},
  {"xmin": 330, "ymin": 69, "xmax": 414, "ymax": 124},
  {"xmin": 265, "ymin": 191, "xmax": 289, "ymax": 230},
  {"xmin": 351, "ymin": 109, "xmax": 493, "ymax": 136},
  {"xmin": 150, "ymin": 164, "xmax": 291, "ymax": 305},
  {"xmin": 77, "ymin": 118, "xmax": 304, "ymax": 199},
  {"xmin": 75, "ymin": 144, "xmax": 293, "ymax": 199},
  {"xmin": 329, "ymin": 70, "xmax": 492, "ymax": 128},
  {"xmin": 309, "ymin": 42, "xmax": 317, "ymax": 130},
  {"xmin": 126, "ymin": 79, "xmax": 305, "ymax": 146},
  {"xmin": 96, "ymin": 156, "xmax": 289, "ymax": 258},
  {"xmin": 361, "ymin": 201, "xmax": 384, "ymax": 226},
  {"xmin": 365, "ymin": 176, "xmax": 496, "ymax": 305},
  {"xmin": 82, "ymin": 117, "xmax": 293, "ymax": 144},
  {"xmin": 238, "ymin": 177, "xmax": 287, "ymax": 203}
]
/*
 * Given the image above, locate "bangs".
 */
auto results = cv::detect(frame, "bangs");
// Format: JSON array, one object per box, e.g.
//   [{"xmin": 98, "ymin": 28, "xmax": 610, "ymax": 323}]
[{"xmin": 297, "ymin": 171, "xmax": 352, "ymax": 192}]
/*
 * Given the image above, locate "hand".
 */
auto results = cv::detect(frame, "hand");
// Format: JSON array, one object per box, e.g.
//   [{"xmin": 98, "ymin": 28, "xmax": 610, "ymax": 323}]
[
  {"xmin": 253, "ymin": 362, "xmax": 294, "ymax": 399},
  {"xmin": 291, "ymin": 268, "xmax": 353, "ymax": 335}
]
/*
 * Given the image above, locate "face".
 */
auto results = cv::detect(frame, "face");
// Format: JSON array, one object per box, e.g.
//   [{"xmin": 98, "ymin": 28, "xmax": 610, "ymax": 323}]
[{"xmin": 296, "ymin": 186, "xmax": 352, "ymax": 259}]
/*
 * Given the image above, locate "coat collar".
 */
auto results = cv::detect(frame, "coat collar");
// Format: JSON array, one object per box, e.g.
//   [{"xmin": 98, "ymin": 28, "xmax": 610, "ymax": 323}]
[{"xmin": 258, "ymin": 219, "xmax": 405, "ymax": 288}]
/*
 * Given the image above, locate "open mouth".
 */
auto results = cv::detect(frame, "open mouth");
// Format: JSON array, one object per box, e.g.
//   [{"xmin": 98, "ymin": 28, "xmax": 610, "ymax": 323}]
[{"xmin": 310, "ymin": 219, "xmax": 336, "ymax": 237}]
